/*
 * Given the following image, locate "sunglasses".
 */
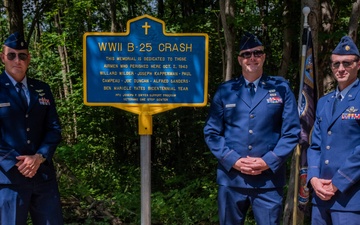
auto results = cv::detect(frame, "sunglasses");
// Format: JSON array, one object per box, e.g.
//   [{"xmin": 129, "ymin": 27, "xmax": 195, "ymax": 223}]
[
  {"xmin": 331, "ymin": 60, "xmax": 358, "ymax": 69},
  {"xmin": 5, "ymin": 52, "xmax": 29, "ymax": 61},
  {"xmin": 239, "ymin": 50, "xmax": 264, "ymax": 59}
]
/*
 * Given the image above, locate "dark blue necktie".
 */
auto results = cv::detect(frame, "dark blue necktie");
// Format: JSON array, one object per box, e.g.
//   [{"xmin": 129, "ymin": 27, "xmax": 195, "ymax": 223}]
[
  {"xmin": 16, "ymin": 82, "xmax": 28, "ymax": 109},
  {"xmin": 248, "ymin": 83, "xmax": 255, "ymax": 98},
  {"xmin": 332, "ymin": 94, "xmax": 342, "ymax": 115}
]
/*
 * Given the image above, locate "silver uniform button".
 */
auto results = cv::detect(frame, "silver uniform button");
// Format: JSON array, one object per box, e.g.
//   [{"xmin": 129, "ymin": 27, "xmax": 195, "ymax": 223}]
[
  {"xmin": 327, "ymin": 131, "xmax": 332, "ymax": 135},
  {"xmin": 248, "ymin": 145, "xmax": 252, "ymax": 150},
  {"xmin": 325, "ymin": 160, "xmax": 329, "ymax": 165},
  {"xmin": 326, "ymin": 146, "xmax": 330, "ymax": 150},
  {"xmin": 249, "ymin": 130, "xmax": 253, "ymax": 134}
]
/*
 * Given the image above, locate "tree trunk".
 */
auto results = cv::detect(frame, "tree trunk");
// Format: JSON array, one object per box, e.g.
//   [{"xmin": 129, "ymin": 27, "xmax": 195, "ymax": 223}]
[
  {"xmin": 157, "ymin": 0, "xmax": 164, "ymax": 18},
  {"xmin": 109, "ymin": 0, "xmax": 119, "ymax": 32},
  {"xmin": 318, "ymin": 0, "xmax": 333, "ymax": 95},
  {"xmin": 348, "ymin": 0, "xmax": 360, "ymax": 40},
  {"xmin": 219, "ymin": 0, "xmax": 236, "ymax": 81},
  {"xmin": 180, "ymin": 1, "xmax": 194, "ymax": 17},
  {"xmin": 54, "ymin": 11, "xmax": 78, "ymax": 142},
  {"xmin": 278, "ymin": 0, "xmax": 298, "ymax": 77},
  {"xmin": 26, "ymin": 0, "xmax": 50, "ymax": 43},
  {"xmin": 4, "ymin": 0, "xmax": 24, "ymax": 34}
]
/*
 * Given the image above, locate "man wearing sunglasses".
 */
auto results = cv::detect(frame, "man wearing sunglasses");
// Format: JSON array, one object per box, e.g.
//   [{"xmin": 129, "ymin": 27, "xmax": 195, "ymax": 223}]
[
  {"xmin": 0, "ymin": 32, "xmax": 63, "ymax": 224},
  {"xmin": 307, "ymin": 36, "xmax": 360, "ymax": 225},
  {"xmin": 204, "ymin": 32, "xmax": 300, "ymax": 225}
]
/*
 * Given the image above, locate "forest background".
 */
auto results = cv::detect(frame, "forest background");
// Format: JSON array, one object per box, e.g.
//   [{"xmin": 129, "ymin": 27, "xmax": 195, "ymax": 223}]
[{"xmin": 1, "ymin": 0, "xmax": 359, "ymax": 224}]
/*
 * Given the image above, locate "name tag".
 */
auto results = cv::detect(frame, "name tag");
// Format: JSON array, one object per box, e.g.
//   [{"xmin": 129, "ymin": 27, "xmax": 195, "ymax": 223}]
[
  {"xmin": 0, "ymin": 102, "xmax": 10, "ymax": 107},
  {"xmin": 225, "ymin": 104, "xmax": 236, "ymax": 108}
]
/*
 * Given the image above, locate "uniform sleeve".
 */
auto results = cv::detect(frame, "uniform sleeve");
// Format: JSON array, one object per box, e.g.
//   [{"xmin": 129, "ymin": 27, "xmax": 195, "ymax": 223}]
[
  {"xmin": 262, "ymin": 82, "xmax": 300, "ymax": 172},
  {"xmin": 35, "ymin": 83, "xmax": 62, "ymax": 161},
  {"xmin": 0, "ymin": 148, "xmax": 20, "ymax": 171},
  {"xmin": 332, "ymin": 145, "xmax": 360, "ymax": 193},
  {"xmin": 204, "ymin": 87, "xmax": 241, "ymax": 171},
  {"xmin": 306, "ymin": 108, "xmax": 322, "ymax": 184}
]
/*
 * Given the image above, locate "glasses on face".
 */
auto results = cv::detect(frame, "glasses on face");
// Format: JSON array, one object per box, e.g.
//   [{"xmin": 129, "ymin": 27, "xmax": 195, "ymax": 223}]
[
  {"xmin": 239, "ymin": 50, "xmax": 264, "ymax": 59},
  {"xmin": 5, "ymin": 52, "xmax": 29, "ymax": 61},
  {"xmin": 331, "ymin": 59, "xmax": 358, "ymax": 69}
]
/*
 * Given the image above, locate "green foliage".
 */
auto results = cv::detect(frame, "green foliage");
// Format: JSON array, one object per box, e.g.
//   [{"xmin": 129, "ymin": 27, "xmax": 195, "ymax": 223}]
[
  {"xmin": 151, "ymin": 178, "xmax": 218, "ymax": 225},
  {"xmin": 56, "ymin": 137, "xmax": 219, "ymax": 224}
]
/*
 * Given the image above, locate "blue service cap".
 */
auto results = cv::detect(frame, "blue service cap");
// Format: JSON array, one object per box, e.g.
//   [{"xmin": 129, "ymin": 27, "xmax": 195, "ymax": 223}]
[
  {"xmin": 332, "ymin": 36, "xmax": 359, "ymax": 57},
  {"xmin": 4, "ymin": 32, "xmax": 28, "ymax": 50},
  {"xmin": 239, "ymin": 32, "xmax": 262, "ymax": 51}
]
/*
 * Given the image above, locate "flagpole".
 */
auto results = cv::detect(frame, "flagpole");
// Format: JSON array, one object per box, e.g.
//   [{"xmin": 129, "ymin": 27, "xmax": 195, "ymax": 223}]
[{"xmin": 293, "ymin": 6, "xmax": 310, "ymax": 225}]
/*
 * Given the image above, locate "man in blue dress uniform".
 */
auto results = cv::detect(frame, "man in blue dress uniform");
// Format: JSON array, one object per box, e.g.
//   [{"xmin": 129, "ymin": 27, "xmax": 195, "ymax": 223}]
[
  {"xmin": 307, "ymin": 36, "xmax": 360, "ymax": 225},
  {"xmin": 203, "ymin": 32, "xmax": 300, "ymax": 225},
  {"xmin": 0, "ymin": 32, "xmax": 63, "ymax": 224}
]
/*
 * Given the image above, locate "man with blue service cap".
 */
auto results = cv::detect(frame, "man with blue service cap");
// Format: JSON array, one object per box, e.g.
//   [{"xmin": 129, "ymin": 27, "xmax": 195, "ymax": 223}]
[
  {"xmin": 204, "ymin": 32, "xmax": 300, "ymax": 225},
  {"xmin": 307, "ymin": 36, "xmax": 360, "ymax": 225},
  {"xmin": 0, "ymin": 31, "xmax": 63, "ymax": 224}
]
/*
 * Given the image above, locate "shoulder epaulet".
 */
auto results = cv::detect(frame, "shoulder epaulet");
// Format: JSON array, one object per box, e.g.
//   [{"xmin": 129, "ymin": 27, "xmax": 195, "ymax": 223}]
[
  {"xmin": 267, "ymin": 75, "xmax": 286, "ymax": 81},
  {"xmin": 221, "ymin": 77, "xmax": 239, "ymax": 85},
  {"xmin": 267, "ymin": 75, "xmax": 290, "ymax": 85}
]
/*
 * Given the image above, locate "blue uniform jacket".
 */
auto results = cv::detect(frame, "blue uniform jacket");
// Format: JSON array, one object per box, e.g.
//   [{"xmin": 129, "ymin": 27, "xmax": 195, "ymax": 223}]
[
  {"xmin": 204, "ymin": 75, "xmax": 300, "ymax": 188},
  {"xmin": 307, "ymin": 79, "xmax": 360, "ymax": 210},
  {"xmin": 0, "ymin": 72, "xmax": 61, "ymax": 184}
]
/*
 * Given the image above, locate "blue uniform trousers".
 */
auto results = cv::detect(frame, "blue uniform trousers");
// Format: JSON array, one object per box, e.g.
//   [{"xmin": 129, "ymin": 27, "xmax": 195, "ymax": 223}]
[
  {"xmin": 312, "ymin": 206, "xmax": 360, "ymax": 225},
  {"xmin": 0, "ymin": 180, "xmax": 63, "ymax": 225},
  {"xmin": 218, "ymin": 186, "xmax": 283, "ymax": 225}
]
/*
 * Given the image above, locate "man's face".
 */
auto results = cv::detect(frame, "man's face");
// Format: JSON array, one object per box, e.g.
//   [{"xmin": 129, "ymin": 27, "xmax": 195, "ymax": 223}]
[
  {"xmin": 1, "ymin": 46, "xmax": 30, "ymax": 82},
  {"xmin": 238, "ymin": 46, "xmax": 265, "ymax": 76},
  {"xmin": 330, "ymin": 54, "xmax": 360, "ymax": 89}
]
